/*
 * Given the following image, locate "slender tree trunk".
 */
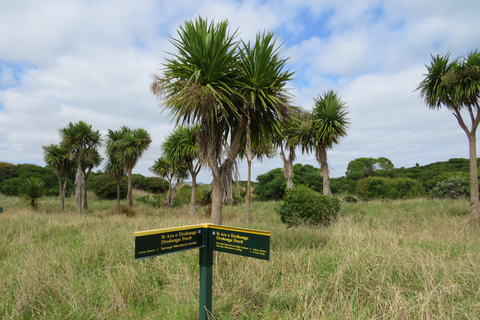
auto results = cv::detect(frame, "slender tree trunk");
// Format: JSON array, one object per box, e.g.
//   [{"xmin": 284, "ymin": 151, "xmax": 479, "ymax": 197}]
[
  {"xmin": 83, "ymin": 175, "xmax": 88, "ymax": 211},
  {"xmin": 116, "ymin": 175, "xmax": 121, "ymax": 208},
  {"xmin": 57, "ymin": 175, "xmax": 65, "ymax": 210},
  {"xmin": 127, "ymin": 168, "xmax": 133, "ymax": 207},
  {"xmin": 189, "ymin": 173, "xmax": 198, "ymax": 217},
  {"xmin": 211, "ymin": 173, "xmax": 223, "ymax": 225},
  {"xmin": 453, "ymin": 108, "xmax": 480, "ymax": 227},
  {"xmin": 63, "ymin": 178, "xmax": 67, "ymax": 202},
  {"xmin": 468, "ymin": 133, "xmax": 480, "ymax": 226},
  {"xmin": 208, "ymin": 117, "xmax": 247, "ymax": 225},
  {"xmin": 246, "ymin": 158, "xmax": 252, "ymax": 224},
  {"xmin": 316, "ymin": 145, "xmax": 332, "ymax": 196},
  {"xmin": 280, "ymin": 146, "xmax": 294, "ymax": 189},
  {"xmin": 75, "ymin": 162, "xmax": 83, "ymax": 217}
]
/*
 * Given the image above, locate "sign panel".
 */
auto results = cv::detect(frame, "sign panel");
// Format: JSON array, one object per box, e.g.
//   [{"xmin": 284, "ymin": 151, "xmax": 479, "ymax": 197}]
[
  {"xmin": 209, "ymin": 226, "xmax": 270, "ymax": 260},
  {"xmin": 135, "ymin": 224, "xmax": 206, "ymax": 260}
]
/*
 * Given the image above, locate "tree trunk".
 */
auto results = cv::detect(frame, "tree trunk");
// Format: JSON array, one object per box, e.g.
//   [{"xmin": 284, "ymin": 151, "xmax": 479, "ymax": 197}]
[
  {"xmin": 246, "ymin": 158, "xmax": 252, "ymax": 224},
  {"xmin": 75, "ymin": 163, "xmax": 83, "ymax": 217},
  {"xmin": 453, "ymin": 108, "xmax": 480, "ymax": 227},
  {"xmin": 280, "ymin": 145, "xmax": 295, "ymax": 190},
  {"xmin": 127, "ymin": 168, "xmax": 133, "ymax": 207},
  {"xmin": 57, "ymin": 175, "xmax": 65, "ymax": 210},
  {"xmin": 116, "ymin": 175, "xmax": 121, "ymax": 208},
  {"xmin": 83, "ymin": 175, "xmax": 88, "ymax": 211},
  {"xmin": 211, "ymin": 173, "xmax": 223, "ymax": 225},
  {"xmin": 468, "ymin": 133, "xmax": 480, "ymax": 226},
  {"xmin": 63, "ymin": 178, "xmax": 67, "ymax": 206},
  {"xmin": 189, "ymin": 173, "xmax": 198, "ymax": 217},
  {"xmin": 316, "ymin": 145, "xmax": 332, "ymax": 196}
]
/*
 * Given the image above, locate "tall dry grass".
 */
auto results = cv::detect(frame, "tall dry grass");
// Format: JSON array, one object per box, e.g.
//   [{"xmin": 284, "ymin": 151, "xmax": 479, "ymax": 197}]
[{"xmin": 1, "ymin": 193, "xmax": 479, "ymax": 319}]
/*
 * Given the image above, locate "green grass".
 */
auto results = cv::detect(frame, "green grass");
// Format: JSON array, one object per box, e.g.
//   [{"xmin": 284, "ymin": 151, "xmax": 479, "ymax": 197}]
[{"xmin": 1, "ymin": 193, "xmax": 480, "ymax": 319}]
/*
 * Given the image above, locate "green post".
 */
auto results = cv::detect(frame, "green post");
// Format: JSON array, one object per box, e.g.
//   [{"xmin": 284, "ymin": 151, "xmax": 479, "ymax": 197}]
[{"xmin": 199, "ymin": 229, "xmax": 213, "ymax": 320}]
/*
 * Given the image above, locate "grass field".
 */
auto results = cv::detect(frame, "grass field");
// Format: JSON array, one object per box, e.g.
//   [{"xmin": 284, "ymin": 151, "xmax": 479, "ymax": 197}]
[{"xmin": 1, "ymin": 192, "xmax": 480, "ymax": 319}]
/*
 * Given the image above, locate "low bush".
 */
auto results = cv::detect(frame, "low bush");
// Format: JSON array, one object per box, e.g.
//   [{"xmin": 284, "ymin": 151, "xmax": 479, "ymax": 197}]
[
  {"xmin": 276, "ymin": 185, "xmax": 341, "ymax": 227},
  {"xmin": 429, "ymin": 176, "xmax": 469, "ymax": 199}
]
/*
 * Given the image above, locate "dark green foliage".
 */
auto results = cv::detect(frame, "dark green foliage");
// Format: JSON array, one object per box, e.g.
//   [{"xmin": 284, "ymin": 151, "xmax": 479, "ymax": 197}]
[
  {"xmin": 330, "ymin": 176, "xmax": 357, "ymax": 194},
  {"xmin": 89, "ymin": 174, "xmax": 127, "ymax": 200},
  {"xmin": 346, "ymin": 157, "xmax": 395, "ymax": 180},
  {"xmin": 253, "ymin": 168, "xmax": 286, "ymax": 200},
  {"xmin": 277, "ymin": 185, "xmax": 341, "ymax": 227},
  {"xmin": 429, "ymin": 176, "xmax": 470, "ymax": 199},
  {"xmin": 397, "ymin": 158, "xmax": 472, "ymax": 191},
  {"xmin": 292, "ymin": 164, "xmax": 323, "ymax": 192},
  {"xmin": 0, "ymin": 162, "xmax": 18, "ymax": 187},
  {"xmin": 2, "ymin": 178, "xmax": 22, "ymax": 196},
  {"xmin": 356, "ymin": 177, "xmax": 423, "ymax": 200},
  {"xmin": 1, "ymin": 164, "xmax": 63, "ymax": 197},
  {"xmin": 131, "ymin": 174, "xmax": 169, "ymax": 194},
  {"xmin": 254, "ymin": 164, "xmax": 323, "ymax": 201}
]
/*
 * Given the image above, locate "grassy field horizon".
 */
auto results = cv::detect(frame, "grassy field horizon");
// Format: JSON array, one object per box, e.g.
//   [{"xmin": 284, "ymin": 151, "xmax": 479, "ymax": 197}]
[{"xmin": 1, "ymin": 192, "xmax": 480, "ymax": 319}]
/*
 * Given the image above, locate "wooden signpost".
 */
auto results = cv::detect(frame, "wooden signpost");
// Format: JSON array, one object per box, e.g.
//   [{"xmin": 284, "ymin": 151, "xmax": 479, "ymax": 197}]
[{"xmin": 135, "ymin": 223, "xmax": 270, "ymax": 320}]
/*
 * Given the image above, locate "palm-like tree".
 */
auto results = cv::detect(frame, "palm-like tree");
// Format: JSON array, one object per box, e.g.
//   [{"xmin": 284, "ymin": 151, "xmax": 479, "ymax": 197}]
[
  {"xmin": 114, "ymin": 126, "xmax": 152, "ymax": 207},
  {"xmin": 311, "ymin": 91, "xmax": 350, "ymax": 196},
  {"xmin": 43, "ymin": 143, "xmax": 71, "ymax": 210},
  {"xmin": 105, "ymin": 128, "xmax": 126, "ymax": 208},
  {"xmin": 81, "ymin": 148, "xmax": 103, "ymax": 211},
  {"xmin": 60, "ymin": 121, "xmax": 101, "ymax": 216},
  {"xmin": 417, "ymin": 50, "xmax": 480, "ymax": 226},
  {"xmin": 19, "ymin": 177, "xmax": 45, "ymax": 211},
  {"xmin": 151, "ymin": 17, "xmax": 294, "ymax": 225},
  {"xmin": 238, "ymin": 131, "xmax": 276, "ymax": 224},
  {"xmin": 151, "ymin": 17, "xmax": 242, "ymax": 225},
  {"xmin": 150, "ymin": 156, "xmax": 189, "ymax": 208},
  {"xmin": 162, "ymin": 124, "xmax": 202, "ymax": 217},
  {"xmin": 238, "ymin": 32, "xmax": 294, "ymax": 223},
  {"xmin": 273, "ymin": 109, "xmax": 308, "ymax": 190}
]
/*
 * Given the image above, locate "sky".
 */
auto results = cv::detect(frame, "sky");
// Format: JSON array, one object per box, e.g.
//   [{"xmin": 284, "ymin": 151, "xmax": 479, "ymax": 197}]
[{"xmin": 1, "ymin": 0, "xmax": 480, "ymax": 184}]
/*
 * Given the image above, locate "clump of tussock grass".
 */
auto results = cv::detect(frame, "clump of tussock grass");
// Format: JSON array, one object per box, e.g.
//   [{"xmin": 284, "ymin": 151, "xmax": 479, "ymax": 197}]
[{"xmin": 106, "ymin": 204, "xmax": 138, "ymax": 217}]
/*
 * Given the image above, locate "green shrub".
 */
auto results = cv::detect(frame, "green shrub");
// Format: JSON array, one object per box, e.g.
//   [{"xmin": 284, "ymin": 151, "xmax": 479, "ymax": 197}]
[
  {"xmin": 276, "ymin": 185, "xmax": 341, "ymax": 227},
  {"xmin": 89, "ymin": 174, "xmax": 127, "ymax": 200},
  {"xmin": 1, "ymin": 178, "xmax": 22, "ymax": 196},
  {"xmin": 253, "ymin": 164, "xmax": 324, "ymax": 201},
  {"xmin": 429, "ymin": 176, "xmax": 470, "ymax": 199},
  {"xmin": 131, "ymin": 174, "xmax": 169, "ymax": 194}
]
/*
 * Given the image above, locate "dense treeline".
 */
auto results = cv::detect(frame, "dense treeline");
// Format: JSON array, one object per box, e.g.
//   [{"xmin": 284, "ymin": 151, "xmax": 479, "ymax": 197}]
[
  {"xmin": 0, "ymin": 162, "xmax": 168, "ymax": 200},
  {"xmin": 1, "ymin": 157, "xmax": 476, "ymax": 204},
  {"xmin": 254, "ymin": 158, "xmax": 477, "ymax": 201}
]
